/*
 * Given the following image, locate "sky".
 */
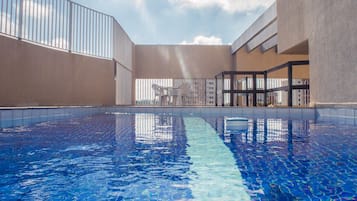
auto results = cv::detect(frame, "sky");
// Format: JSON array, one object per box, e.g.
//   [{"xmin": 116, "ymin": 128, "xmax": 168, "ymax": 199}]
[{"xmin": 73, "ymin": 0, "xmax": 275, "ymax": 45}]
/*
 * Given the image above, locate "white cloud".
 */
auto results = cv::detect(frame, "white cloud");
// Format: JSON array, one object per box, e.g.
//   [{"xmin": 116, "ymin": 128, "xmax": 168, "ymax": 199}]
[
  {"xmin": 181, "ymin": 35, "xmax": 223, "ymax": 45},
  {"xmin": 169, "ymin": 0, "xmax": 275, "ymax": 13},
  {"xmin": 133, "ymin": 0, "xmax": 158, "ymax": 35},
  {"xmin": 134, "ymin": 0, "xmax": 146, "ymax": 10}
]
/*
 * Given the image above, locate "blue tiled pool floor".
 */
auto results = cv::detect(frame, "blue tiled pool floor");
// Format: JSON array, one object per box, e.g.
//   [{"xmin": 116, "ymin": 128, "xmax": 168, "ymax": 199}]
[
  {"xmin": 205, "ymin": 117, "xmax": 357, "ymax": 200},
  {"xmin": 0, "ymin": 113, "xmax": 356, "ymax": 200}
]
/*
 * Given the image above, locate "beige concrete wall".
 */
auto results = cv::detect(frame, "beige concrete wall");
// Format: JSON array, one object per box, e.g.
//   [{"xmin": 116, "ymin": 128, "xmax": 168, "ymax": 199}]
[
  {"xmin": 131, "ymin": 45, "xmax": 136, "ymax": 104},
  {"xmin": 113, "ymin": 20, "xmax": 135, "ymax": 105},
  {"xmin": 135, "ymin": 45, "xmax": 232, "ymax": 79},
  {"xmin": 0, "ymin": 35, "xmax": 115, "ymax": 107},
  {"xmin": 277, "ymin": 0, "xmax": 357, "ymax": 105},
  {"xmin": 116, "ymin": 63, "xmax": 132, "ymax": 105},
  {"xmin": 308, "ymin": 0, "xmax": 357, "ymax": 105},
  {"xmin": 113, "ymin": 21, "xmax": 134, "ymax": 71},
  {"xmin": 277, "ymin": 0, "xmax": 308, "ymax": 54},
  {"xmin": 234, "ymin": 48, "xmax": 309, "ymax": 78}
]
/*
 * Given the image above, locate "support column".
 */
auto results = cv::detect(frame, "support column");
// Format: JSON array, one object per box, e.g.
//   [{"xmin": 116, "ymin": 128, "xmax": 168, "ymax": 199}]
[
  {"xmin": 230, "ymin": 73, "xmax": 234, "ymax": 107},
  {"xmin": 288, "ymin": 62, "xmax": 293, "ymax": 107},
  {"xmin": 245, "ymin": 77, "xmax": 249, "ymax": 107},
  {"xmin": 221, "ymin": 73, "xmax": 225, "ymax": 107},
  {"xmin": 264, "ymin": 72, "xmax": 268, "ymax": 107},
  {"xmin": 253, "ymin": 73, "xmax": 257, "ymax": 107},
  {"xmin": 215, "ymin": 76, "xmax": 218, "ymax": 106}
]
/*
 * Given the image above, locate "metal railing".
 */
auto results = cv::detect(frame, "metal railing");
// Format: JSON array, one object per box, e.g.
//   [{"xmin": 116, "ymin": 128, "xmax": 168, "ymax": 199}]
[
  {"xmin": 135, "ymin": 78, "xmax": 217, "ymax": 106},
  {"xmin": 0, "ymin": 0, "xmax": 114, "ymax": 59},
  {"xmin": 215, "ymin": 61, "xmax": 310, "ymax": 107}
]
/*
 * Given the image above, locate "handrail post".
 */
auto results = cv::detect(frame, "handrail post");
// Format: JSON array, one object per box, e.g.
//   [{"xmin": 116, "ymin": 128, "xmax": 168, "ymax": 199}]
[
  {"xmin": 68, "ymin": 1, "xmax": 73, "ymax": 52},
  {"xmin": 288, "ymin": 62, "xmax": 293, "ymax": 107},
  {"xmin": 264, "ymin": 71, "xmax": 268, "ymax": 107},
  {"xmin": 18, "ymin": 0, "xmax": 24, "ymax": 40}
]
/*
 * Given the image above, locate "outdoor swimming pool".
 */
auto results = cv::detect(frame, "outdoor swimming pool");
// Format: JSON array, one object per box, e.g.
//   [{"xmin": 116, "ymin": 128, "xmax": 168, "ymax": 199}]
[{"xmin": 0, "ymin": 111, "xmax": 356, "ymax": 200}]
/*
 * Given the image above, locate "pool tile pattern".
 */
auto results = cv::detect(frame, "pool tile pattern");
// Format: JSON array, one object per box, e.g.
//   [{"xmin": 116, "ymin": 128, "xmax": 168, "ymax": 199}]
[
  {"xmin": 205, "ymin": 116, "xmax": 357, "ymax": 200},
  {"xmin": 0, "ymin": 107, "xmax": 356, "ymax": 200}
]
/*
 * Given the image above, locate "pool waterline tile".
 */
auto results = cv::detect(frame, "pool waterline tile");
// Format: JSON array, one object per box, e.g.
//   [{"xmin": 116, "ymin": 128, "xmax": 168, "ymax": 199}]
[
  {"xmin": 2, "ymin": 106, "xmax": 357, "ymax": 128},
  {"xmin": 0, "ymin": 110, "xmax": 13, "ymax": 121}
]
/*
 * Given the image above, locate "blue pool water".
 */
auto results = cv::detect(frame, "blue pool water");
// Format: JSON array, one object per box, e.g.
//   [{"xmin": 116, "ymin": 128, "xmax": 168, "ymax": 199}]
[{"xmin": 0, "ymin": 112, "xmax": 356, "ymax": 200}]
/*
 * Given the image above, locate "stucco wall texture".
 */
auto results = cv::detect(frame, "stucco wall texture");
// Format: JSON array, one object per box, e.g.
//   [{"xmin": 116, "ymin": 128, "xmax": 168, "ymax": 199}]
[
  {"xmin": 233, "ymin": 48, "xmax": 309, "ymax": 79},
  {"xmin": 113, "ymin": 21, "xmax": 135, "ymax": 105},
  {"xmin": 134, "ymin": 45, "xmax": 233, "ymax": 79},
  {"xmin": 0, "ymin": 36, "xmax": 115, "ymax": 107},
  {"xmin": 277, "ymin": 0, "xmax": 357, "ymax": 106}
]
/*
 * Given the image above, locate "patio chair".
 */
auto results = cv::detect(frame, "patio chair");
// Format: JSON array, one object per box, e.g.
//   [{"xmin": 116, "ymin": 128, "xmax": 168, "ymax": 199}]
[
  {"xmin": 152, "ymin": 84, "xmax": 169, "ymax": 105},
  {"xmin": 177, "ymin": 83, "xmax": 191, "ymax": 105},
  {"xmin": 167, "ymin": 87, "xmax": 179, "ymax": 105}
]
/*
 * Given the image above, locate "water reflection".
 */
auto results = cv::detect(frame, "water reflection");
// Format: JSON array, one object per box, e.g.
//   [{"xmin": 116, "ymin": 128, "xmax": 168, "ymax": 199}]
[
  {"xmin": 208, "ymin": 117, "xmax": 314, "ymax": 199},
  {"xmin": 134, "ymin": 114, "xmax": 174, "ymax": 144},
  {"xmin": 114, "ymin": 113, "xmax": 192, "ymax": 200},
  {"xmin": 217, "ymin": 118, "xmax": 310, "ymax": 144}
]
